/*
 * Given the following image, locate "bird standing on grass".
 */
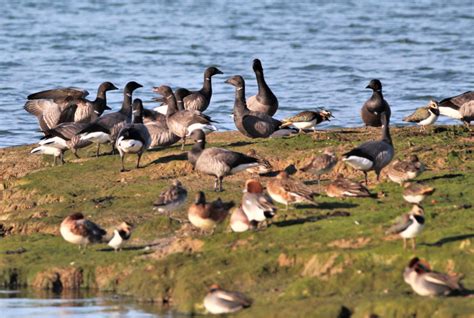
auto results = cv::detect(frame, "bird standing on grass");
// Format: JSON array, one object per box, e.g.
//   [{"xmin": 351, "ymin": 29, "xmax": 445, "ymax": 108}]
[
  {"xmin": 403, "ymin": 101, "xmax": 440, "ymax": 132},
  {"xmin": 386, "ymin": 205, "xmax": 425, "ymax": 250}
]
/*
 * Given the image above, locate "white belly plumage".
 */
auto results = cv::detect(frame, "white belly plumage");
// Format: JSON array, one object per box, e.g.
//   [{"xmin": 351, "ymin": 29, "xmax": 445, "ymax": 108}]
[
  {"xmin": 343, "ymin": 156, "xmax": 374, "ymax": 171},
  {"xmin": 31, "ymin": 145, "xmax": 62, "ymax": 157},
  {"xmin": 230, "ymin": 220, "xmax": 250, "ymax": 233},
  {"xmin": 117, "ymin": 138, "xmax": 143, "ymax": 153},
  {"xmin": 39, "ymin": 136, "xmax": 68, "ymax": 149},
  {"xmin": 418, "ymin": 112, "xmax": 438, "ymax": 126},
  {"xmin": 293, "ymin": 119, "xmax": 317, "ymax": 130},
  {"xmin": 403, "ymin": 194, "xmax": 424, "ymax": 204},
  {"xmin": 80, "ymin": 132, "xmax": 111, "ymax": 144},
  {"xmin": 108, "ymin": 230, "xmax": 123, "ymax": 250},
  {"xmin": 439, "ymin": 106, "xmax": 462, "ymax": 119},
  {"xmin": 400, "ymin": 221, "xmax": 424, "ymax": 239},
  {"xmin": 188, "ymin": 214, "xmax": 215, "ymax": 230},
  {"xmin": 60, "ymin": 226, "xmax": 88, "ymax": 245},
  {"xmin": 242, "ymin": 200, "xmax": 266, "ymax": 222}
]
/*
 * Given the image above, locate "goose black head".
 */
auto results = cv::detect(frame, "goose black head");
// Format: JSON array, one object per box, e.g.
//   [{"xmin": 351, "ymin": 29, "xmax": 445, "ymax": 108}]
[
  {"xmin": 153, "ymin": 85, "xmax": 173, "ymax": 97},
  {"xmin": 124, "ymin": 81, "xmax": 143, "ymax": 93},
  {"xmin": 225, "ymin": 75, "xmax": 245, "ymax": 89},
  {"xmin": 366, "ymin": 79, "xmax": 382, "ymax": 92},
  {"xmin": 252, "ymin": 58, "xmax": 263, "ymax": 73},
  {"xmin": 189, "ymin": 129, "xmax": 206, "ymax": 141},
  {"xmin": 205, "ymin": 66, "xmax": 224, "ymax": 77},
  {"xmin": 99, "ymin": 81, "xmax": 119, "ymax": 92}
]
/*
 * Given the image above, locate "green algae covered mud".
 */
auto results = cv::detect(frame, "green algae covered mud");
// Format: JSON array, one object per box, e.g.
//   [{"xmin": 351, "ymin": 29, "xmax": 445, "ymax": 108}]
[{"xmin": 1, "ymin": 127, "xmax": 473, "ymax": 317}]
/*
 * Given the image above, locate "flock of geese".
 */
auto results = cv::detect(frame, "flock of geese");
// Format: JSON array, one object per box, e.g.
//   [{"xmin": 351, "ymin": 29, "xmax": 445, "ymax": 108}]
[{"xmin": 24, "ymin": 59, "xmax": 472, "ymax": 314}]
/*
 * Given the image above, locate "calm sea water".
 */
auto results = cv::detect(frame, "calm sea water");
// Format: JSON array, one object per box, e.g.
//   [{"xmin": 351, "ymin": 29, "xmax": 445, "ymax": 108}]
[
  {"xmin": 0, "ymin": 0, "xmax": 473, "ymax": 148},
  {"xmin": 0, "ymin": 290, "xmax": 173, "ymax": 318}
]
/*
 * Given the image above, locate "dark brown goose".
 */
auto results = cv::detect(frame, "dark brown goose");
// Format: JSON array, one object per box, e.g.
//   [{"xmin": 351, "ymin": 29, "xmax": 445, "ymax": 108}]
[
  {"xmin": 247, "ymin": 59, "xmax": 278, "ymax": 116},
  {"xmin": 226, "ymin": 75, "xmax": 280, "ymax": 138},
  {"xmin": 360, "ymin": 79, "xmax": 391, "ymax": 127},
  {"xmin": 437, "ymin": 91, "xmax": 474, "ymax": 125},
  {"xmin": 154, "ymin": 85, "xmax": 217, "ymax": 150},
  {"xmin": 25, "ymin": 82, "xmax": 117, "ymax": 132},
  {"xmin": 78, "ymin": 81, "xmax": 143, "ymax": 156},
  {"xmin": 40, "ymin": 122, "xmax": 92, "ymax": 158},
  {"xmin": 188, "ymin": 129, "xmax": 263, "ymax": 192},
  {"xmin": 153, "ymin": 67, "xmax": 223, "ymax": 113}
]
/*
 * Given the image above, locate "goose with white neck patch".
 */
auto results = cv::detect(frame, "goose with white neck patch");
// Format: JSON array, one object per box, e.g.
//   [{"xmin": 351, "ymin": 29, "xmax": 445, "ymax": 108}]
[
  {"xmin": 343, "ymin": 110, "xmax": 394, "ymax": 184},
  {"xmin": 360, "ymin": 79, "xmax": 391, "ymax": 127},
  {"xmin": 246, "ymin": 59, "xmax": 279, "ymax": 116}
]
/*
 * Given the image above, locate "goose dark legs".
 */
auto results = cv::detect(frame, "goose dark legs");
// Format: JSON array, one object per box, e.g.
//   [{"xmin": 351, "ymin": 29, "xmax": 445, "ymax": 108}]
[
  {"xmin": 120, "ymin": 154, "xmax": 126, "ymax": 172},
  {"xmin": 364, "ymin": 171, "xmax": 368, "ymax": 185},
  {"xmin": 136, "ymin": 153, "xmax": 142, "ymax": 169},
  {"xmin": 181, "ymin": 136, "xmax": 186, "ymax": 151},
  {"xmin": 214, "ymin": 176, "xmax": 224, "ymax": 192}
]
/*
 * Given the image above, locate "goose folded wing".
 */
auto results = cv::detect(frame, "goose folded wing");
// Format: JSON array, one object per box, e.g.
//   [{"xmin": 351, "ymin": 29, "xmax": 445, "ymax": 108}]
[
  {"xmin": 439, "ymin": 91, "xmax": 474, "ymax": 109},
  {"xmin": 213, "ymin": 149, "xmax": 258, "ymax": 167},
  {"xmin": 242, "ymin": 114, "xmax": 275, "ymax": 137}
]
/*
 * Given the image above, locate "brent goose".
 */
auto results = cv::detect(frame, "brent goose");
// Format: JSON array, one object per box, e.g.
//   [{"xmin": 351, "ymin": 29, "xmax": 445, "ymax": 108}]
[
  {"xmin": 60, "ymin": 212, "xmax": 107, "ymax": 250},
  {"xmin": 41, "ymin": 122, "xmax": 92, "ymax": 158},
  {"xmin": 140, "ymin": 108, "xmax": 180, "ymax": 149},
  {"xmin": 79, "ymin": 81, "xmax": 142, "ymax": 156},
  {"xmin": 267, "ymin": 171, "xmax": 317, "ymax": 210},
  {"xmin": 343, "ymin": 110, "xmax": 394, "ymax": 184},
  {"xmin": 386, "ymin": 205, "xmax": 425, "ymax": 250},
  {"xmin": 188, "ymin": 129, "xmax": 263, "ymax": 192},
  {"xmin": 326, "ymin": 174, "xmax": 371, "ymax": 198},
  {"xmin": 25, "ymin": 82, "xmax": 117, "ymax": 132},
  {"xmin": 108, "ymin": 222, "xmax": 133, "ymax": 252},
  {"xmin": 153, "ymin": 180, "xmax": 188, "ymax": 215},
  {"xmin": 360, "ymin": 79, "xmax": 392, "ymax": 127},
  {"xmin": 225, "ymin": 75, "xmax": 280, "ymax": 138},
  {"xmin": 299, "ymin": 148, "xmax": 337, "ymax": 188},
  {"xmin": 436, "ymin": 91, "xmax": 474, "ymax": 125},
  {"xmin": 386, "ymin": 155, "xmax": 425, "ymax": 185},
  {"xmin": 154, "ymin": 85, "xmax": 217, "ymax": 150},
  {"xmin": 188, "ymin": 191, "xmax": 234, "ymax": 233},
  {"xmin": 247, "ymin": 59, "xmax": 279, "ymax": 116},
  {"xmin": 403, "ymin": 101, "xmax": 440, "ymax": 131},
  {"xmin": 116, "ymin": 99, "xmax": 151, "ymax": 172},
  {"xmin": 204, "ymin": 284, "xmax": 252, "ymax": 315},
  {"xmin": 230, "ymin": 205, "xmax": 254, "ymax": 233},
  {"xmin": 402, "ymin": 182, "xmax": 435, "ymax": 204},
  {"xmin": 404, "ymin": 257, "xmax": 464, "ymax": 296},
  {"xmin": 153, "ymin": 67, "xmax": 223, "ymax": 113},
  {"xmin": 241, "ymin": 179, "xmax": 276, "ymax": 226},
  {"xmin": 280, "ymin": 109, "xmax": 333, "ymax": 133}
]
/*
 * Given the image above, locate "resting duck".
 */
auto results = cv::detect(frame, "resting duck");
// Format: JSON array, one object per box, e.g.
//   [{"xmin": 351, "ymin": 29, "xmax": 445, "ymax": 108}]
[
  {"xmin": 386, "ymin": 205, "xmax": 425, "ymax": 250},
  {"xmin": 204, "ymin": 284, "xmax": 252, "ymax": 315},
  {"xmin": 402, "ymin": 182, "xmax": 435, "ymax": 204},
  {"xmin": 187, "ymin": 192, "xmax": 234, "ymax": 233},
  {"xmin": 326, "ymin": 174, "xmax": 371, "ymax": 198},
  {"xmin": 280, "ymin": 109, "xmax": 333, "ymax": 133},
  {"xmin": 226, "ymin": 75, "xmax": 280, "ymax": 138},
  {"xmin": 403, "ymin": 101, "xmax": 440, "ymax": 131},
  {"xmin": 241, "ymin": 179, "xmax": 277, "ymax": 226},
  {"xmin": 78, "ymin": 81, "xmax": 142, "ymax": 157},
  {"xmin": 386, "ymin": 155, "xmax": 425, "ymax": 185},
  {"xmin": 360, "ymin": 79, "xmax": 391, "ymax": 127},
  {"xmin": 153, "ymin": 180, "xmax": 188, "ymax": 215},
  {"xmin": 60, "ymin": 212, "xmax": 106, "ymax": 251},
  {"xmin": 25, "ymin": 82, "xmax": 117, "ymax": 132},
  {"xmin": 115, "ymin": 99, "xmax": 151, "ymax": 172},
  {"xmin": 403, "ymin": 257, "xmax": 464, "ymax": 296},
  {"xmin": 154, "ymin": 85, "xmax": 217, "ymax": 150},
  {"xmin": 230, "ymin": 205, "xmax": 254, "ymax": 233},
  {"xmin": 188, "ymin": 129, "xmax": 263, "ymax": 192},
  {"xmin": 342, "ymin": 111, "xmax": 394, "ymax": 184},
  {"xmin": 247, "ymin": 59, "xmax": 278, "ymax": 116},
  {"xmin": 267, "ymin": 171, "xmax": 317, "ymax": 210}
]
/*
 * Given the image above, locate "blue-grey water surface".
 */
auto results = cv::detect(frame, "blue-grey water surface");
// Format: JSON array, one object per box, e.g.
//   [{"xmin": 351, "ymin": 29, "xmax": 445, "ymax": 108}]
[{"xmin": 0, "ymin": 0, "xmax": 473, "ymax": 148}]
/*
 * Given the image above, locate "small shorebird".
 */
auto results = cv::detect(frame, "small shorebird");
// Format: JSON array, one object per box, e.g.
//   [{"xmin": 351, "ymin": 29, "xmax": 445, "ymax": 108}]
[
  {"xmin": 326, "ymin": 174, "xmax": 371, "ymax": 198},
  {"xmin": 229, "ymin": 205, "xmax": 255, "ymax": 233},
  {"xmin": 108, "ymin": 222, "xmax": 133, "ymax": 252},
  {"xmin": 402, "ymin": 182, "xmax": 435, "ymax": 204},
  {"xmin": 299, "ymin": 148, "xmax": 337, "ymax": 189},
  {"xmin": 188, "ymin": 192, "xmax": 234, "ymax": 233},
  {"xmin": 153, "ymin": 180, "xmax": 188, "ymax": 217},
  {"xmin": 403, "ymin": 257, "xmax": 464, "ymax": 296},
  {"xmin": 386, "ymin": 205, "xmax": 425, "ymax": 250},
  {"xmin": 280, "ymin": 109, "xmax": 333, "ymax": 134},
  {"xmin": 267, "ymin": 171, "xmax": 316, "ymax": 210},
  {"xmin": 60, "ymin": 213, "xmax": 106, "ymax": 251},
  {"xmin": 31, "ymin": 145, "xmax": 65, "ymax": 166},
  {"xmin": 204, "ymin": 284, "xmax": 252, "ymax": 315},
  {"xmin": 403, "ymin": 100, "xmax": 440, "ymax": 131},
  {"xmin": 386, "ymin": 155, "xmax": 425, "ymax": 185},
  {"xmin": 242, "ymin": 179, "xmax": 277, "ymax": 226},
  {"xmin": 342, "ymin": 110, "xmax": 394, "ymax": 185}
]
